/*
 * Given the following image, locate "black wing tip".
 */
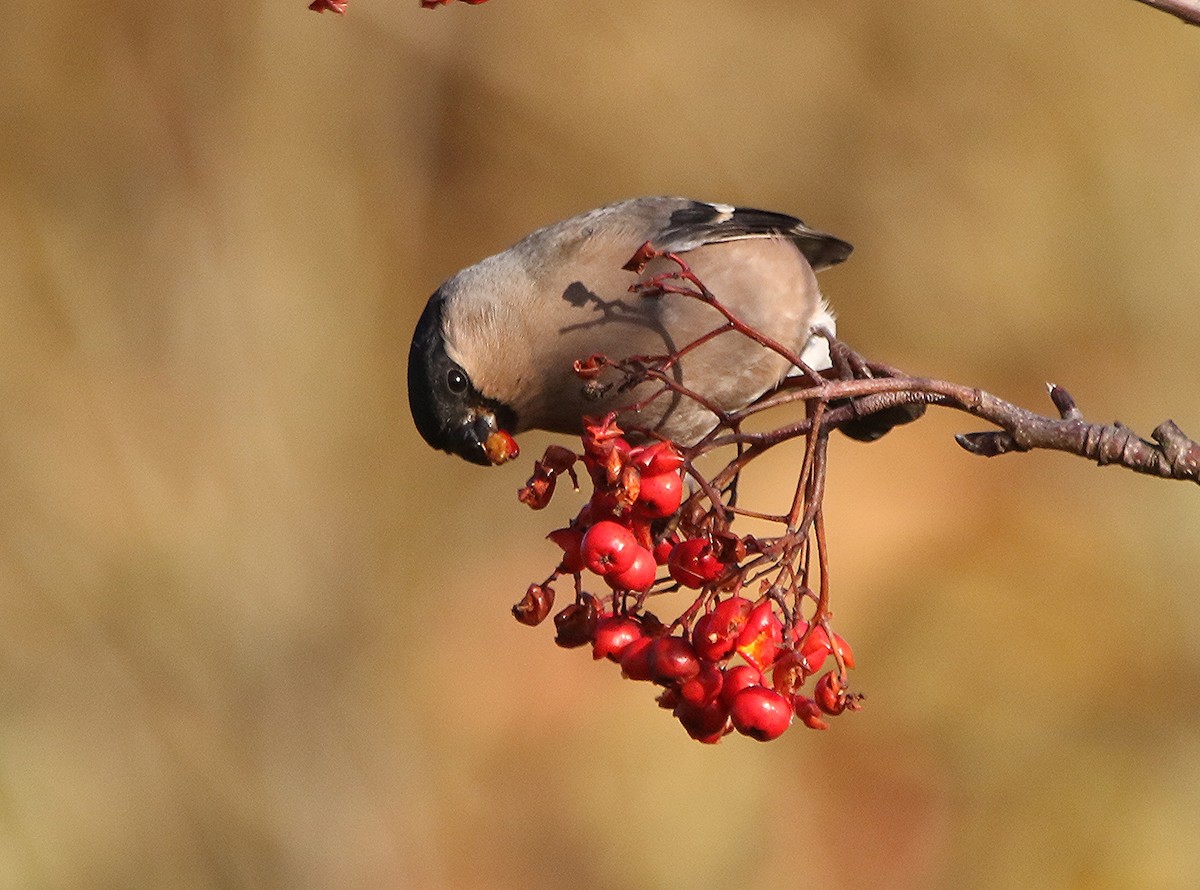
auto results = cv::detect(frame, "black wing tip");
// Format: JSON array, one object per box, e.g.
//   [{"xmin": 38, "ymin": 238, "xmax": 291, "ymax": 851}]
[{"xmin": 665, "ymin": 200, "xmax": 853, "ymax": 270}]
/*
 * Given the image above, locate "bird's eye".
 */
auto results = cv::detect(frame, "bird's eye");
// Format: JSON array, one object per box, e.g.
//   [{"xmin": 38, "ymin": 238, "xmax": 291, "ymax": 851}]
[{"xmin": 446, "ymin": 368, "xmax": 468, "ymax": 394}]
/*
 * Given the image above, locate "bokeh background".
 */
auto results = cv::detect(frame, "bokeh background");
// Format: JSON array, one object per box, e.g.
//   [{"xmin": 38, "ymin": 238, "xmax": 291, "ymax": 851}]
[{"xmin": 2, "ymin": 1, "xmax": 1199, "ymax": 887}]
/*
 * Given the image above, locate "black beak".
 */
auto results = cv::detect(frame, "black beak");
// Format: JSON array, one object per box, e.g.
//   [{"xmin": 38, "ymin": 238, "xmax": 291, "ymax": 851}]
[{"xmin": 452, "ymin": 411, "xmax": 498, "ymax": 466}]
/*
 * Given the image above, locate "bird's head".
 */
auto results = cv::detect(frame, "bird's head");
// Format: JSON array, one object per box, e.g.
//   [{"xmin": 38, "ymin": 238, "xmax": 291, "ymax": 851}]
[{"xmin": 407, "ymin": 293, "xmax": 520, "ymax": 466}]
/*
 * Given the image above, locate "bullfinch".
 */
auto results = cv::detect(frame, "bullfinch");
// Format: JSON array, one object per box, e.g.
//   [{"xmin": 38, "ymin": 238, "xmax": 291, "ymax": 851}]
[{"xmin": 408, "ymin": 196, "xmax": 879, "ymax": 466}]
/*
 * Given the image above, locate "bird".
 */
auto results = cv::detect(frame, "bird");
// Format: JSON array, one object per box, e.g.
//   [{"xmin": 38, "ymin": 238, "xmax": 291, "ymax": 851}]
[{"xmin": 408, "ymin": 196, "xmax": 869, "ymax": 466}]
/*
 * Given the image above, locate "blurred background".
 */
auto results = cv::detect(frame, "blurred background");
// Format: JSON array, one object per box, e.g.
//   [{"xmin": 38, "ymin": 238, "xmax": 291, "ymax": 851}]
[{"xmin": 2, "ymin": 1, "xmax": 1199, "ymax": 887}]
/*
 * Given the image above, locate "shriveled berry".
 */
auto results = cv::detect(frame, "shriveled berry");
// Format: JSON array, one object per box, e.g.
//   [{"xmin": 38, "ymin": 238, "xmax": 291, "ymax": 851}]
[
  {"xmin": 512, "ymin": 583, "xmax": 554, "ymax": 627},
  {"xmin": 729, "ymin": 685, "xmax": 792, "ymax": 741},
  {"xmin": 592, "ymin": 616, "xmax": 644, "ymax": 662},
  {"xmin": 581, "ymin": 414, "xmax": 628, "ymax": 457},
  {"xmin": 793, "ymin": 695, "xmax": 830, "ymax": 731},
  {"xmin": 580, "ymin": 520, "xmax": 638, "ymax": 576},
  {"xmin": 769, "ymin": 649, "xmax": 806, "ymax": 697},
  {"xmin": 814, "ymin": 671, "xmax": 849, "ymax": 716},
  {"xmin": 553, "ymin": 598, "xmax": 598, "ymax": 649}
]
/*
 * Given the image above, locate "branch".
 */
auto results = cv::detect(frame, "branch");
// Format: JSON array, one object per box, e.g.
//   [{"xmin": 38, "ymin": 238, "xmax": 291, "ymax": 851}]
[
  {"xmin": 1130, "ymin": 0, "xmax": 1200, "ymax": 26},
  {"xmin": 703, "ymin": 373, "xmax": 1200, "ymax": 485},
  {"xmin": 506, "ymin": 246, "xmax": 1195, "ymax": 745},
  {"xmin": 612, "ymin": 249, "xmax": 1200, "ymax": 485}
]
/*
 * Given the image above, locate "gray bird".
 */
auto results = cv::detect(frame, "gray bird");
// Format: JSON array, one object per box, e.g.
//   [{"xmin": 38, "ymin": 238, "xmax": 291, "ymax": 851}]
[{"xmin": 408, "ymin": 196, "xmax": 857, "ymax": 466}]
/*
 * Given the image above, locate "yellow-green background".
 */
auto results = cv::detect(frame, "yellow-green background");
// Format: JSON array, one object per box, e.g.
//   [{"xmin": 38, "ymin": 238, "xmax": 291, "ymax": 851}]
[{"xmin": 2, "ymin": 2, "xmax": 1199, "ymax": 888}]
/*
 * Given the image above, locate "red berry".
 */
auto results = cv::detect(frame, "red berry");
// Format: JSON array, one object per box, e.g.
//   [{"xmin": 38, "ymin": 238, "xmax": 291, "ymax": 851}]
[
  {"xmin": 483, "ymin": 429, "xmax": 520, "ymax": 466},
  {"xmin": 692, "ymin": 596, "xmax": 753, "ymax": 662},
  {"xmin": 678, "ymin": 660, "xmax": 723, "ymax": 707},
  {"xmin": 649, "ymin": 636, "xmax": 701, "ymax": 684},
  {"xmin": 719, "ymin": 664, "xmax": 764, "ymax": 709},
  {"xmin": 619, "ymin": 636, "xmax": 657, "ymax": 681},
  {"xmin": 604, "ymin": 544, "xmax": 656, "ymax": 592},
  {"xmin": 793, "ymin": 695, "xmax": 830, "ymax": 731},
  {"xmin": 814, "ymin": 671, "xmax": 849, "ymax": 715},
  {"xmin": 729, "ymin": 685, "xmax": 792, "ymax": 741},
  {"xmin": 673, "ymin": 698, "xmax": 731, "ymax": 744},
  {"xmin": 633, "ymin": 470, "xmax": 684, "ymax": 519},
  {"xmin": 592, "ymin": 616, "xmax": 644, "ymax": 662},
  {"xmin": 736, "ymin": 601, "xmax": 783, "ymax": 670},
  {"xmin": 832, "ymin": 632, "xmax": 856, "ymax": 670},
  {"xmin": 667, "ymin": 538, "xmax": 725, "ymax": 588},
  {"xmin": 630, "ymin": 440, "xmax": 685, "ymax": 476},
  {"xmin": 796, "ymin": 624, "xmax": 856, "ymax": 673},
  {"xmin": 652, "ymin": 534, "xmax": 678, "ymax": 566},
  {"xmin": 580, "ymin": 520, "xmax": 637, "ymax": 576}
]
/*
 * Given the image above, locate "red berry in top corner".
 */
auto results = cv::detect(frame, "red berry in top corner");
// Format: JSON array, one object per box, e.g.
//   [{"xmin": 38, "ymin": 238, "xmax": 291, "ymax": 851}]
[
  {"xmin": 580, "ymin": 521, "xmax": 637, "ymax": 576},
  {"xmin": 729, "ymin": 685, "xmax": 792, "ymax": 741}
]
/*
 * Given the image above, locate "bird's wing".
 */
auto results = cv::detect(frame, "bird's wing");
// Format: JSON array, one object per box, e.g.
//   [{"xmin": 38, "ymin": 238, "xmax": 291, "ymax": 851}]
[{"xmin": 645, "ymin": 199, "xmax": 853, "ymax": 272}]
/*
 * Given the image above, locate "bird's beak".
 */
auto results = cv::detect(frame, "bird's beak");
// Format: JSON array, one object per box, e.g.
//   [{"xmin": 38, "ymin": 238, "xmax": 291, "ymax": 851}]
[{"xmin": 457, "ymin": 409, "xmax": 520, "ymax": 466}]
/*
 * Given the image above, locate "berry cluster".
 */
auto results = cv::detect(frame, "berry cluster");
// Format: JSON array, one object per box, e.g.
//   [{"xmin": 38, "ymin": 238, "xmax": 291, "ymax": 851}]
[{"xmin": 513, "ymin": 415, "xmax": 860, "ymax": 743}]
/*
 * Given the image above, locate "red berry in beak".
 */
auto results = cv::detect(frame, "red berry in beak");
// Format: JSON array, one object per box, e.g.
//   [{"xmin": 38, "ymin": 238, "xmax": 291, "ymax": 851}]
[{"xmin": 484, "ymin": 430, "xmax": 520, "ymax": 465}]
